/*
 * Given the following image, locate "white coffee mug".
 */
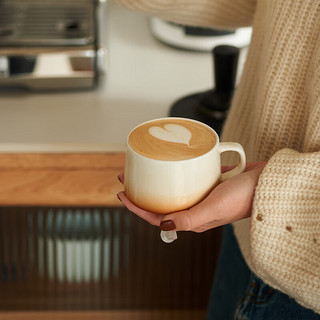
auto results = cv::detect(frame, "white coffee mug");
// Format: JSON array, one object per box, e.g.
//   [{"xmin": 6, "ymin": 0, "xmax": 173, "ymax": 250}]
[{"xmin": 124, "ymin": 118, "xmax": 246, "ymax": 215}]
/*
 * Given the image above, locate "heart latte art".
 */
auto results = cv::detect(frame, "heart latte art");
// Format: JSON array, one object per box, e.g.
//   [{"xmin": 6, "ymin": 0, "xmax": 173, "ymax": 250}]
[
  {"xmin": 149, "ymin": 124, "xmax": 192, "ymax": 146},
  {"xmin": 128, "ymin": 119, "xmax": 216, "ymax": 160}
]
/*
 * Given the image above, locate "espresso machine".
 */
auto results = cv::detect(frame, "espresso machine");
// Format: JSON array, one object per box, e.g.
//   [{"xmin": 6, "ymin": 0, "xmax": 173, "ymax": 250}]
[{"xmin": 0, "ymin": 0, "xmax": 106, "ymax": 90}]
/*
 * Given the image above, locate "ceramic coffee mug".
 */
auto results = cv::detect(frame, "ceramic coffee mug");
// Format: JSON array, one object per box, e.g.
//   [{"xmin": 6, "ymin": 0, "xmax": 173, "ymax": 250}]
[{"xmin": 124, "ymin": 117, "xmax": 246, "ymax": 215}]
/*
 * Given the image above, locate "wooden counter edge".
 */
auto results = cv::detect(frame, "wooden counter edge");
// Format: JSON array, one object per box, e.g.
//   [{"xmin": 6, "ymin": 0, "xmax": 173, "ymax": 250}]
[
  {"xmin": 0, "ymin": 310, "xmax": 205, "ymax": 320},
  {"xmin": 0, "ymin": 153, "xmax": 125, "ymax": 207}
]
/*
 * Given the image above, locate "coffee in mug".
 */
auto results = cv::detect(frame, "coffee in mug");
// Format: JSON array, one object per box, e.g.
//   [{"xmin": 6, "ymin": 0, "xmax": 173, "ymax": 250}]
[{"xmin": 125, "ymin": 117, "xmax": 246, "ymax": 214}]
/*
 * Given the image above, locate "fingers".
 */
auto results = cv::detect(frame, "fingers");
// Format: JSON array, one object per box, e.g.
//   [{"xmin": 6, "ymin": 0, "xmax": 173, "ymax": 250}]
[
  {"xmin": 160, "ymin": 167, "xmax": 264, "ymax": 232},
  {"xmin": 160, "ymin": 194, "xmax": 223, "ymax": 233},
  {"xmin": 221, "ymin": 165, "xmax": 236, "ymax": 173},
  {"xmin": 117, "ymin": 161, "xmax": 267, "ymax": 233},
  {"xmin": 117, "ymin": 191, "xmax": 163, "ymax": 226},
  {"xmin": 221, "ymin": 161, "xmax": 266, "ymax": 173},
  {"xmin": 117, "ymin": 171, "xmax": 229, "ymax": 232},
  {"xmin": 118, "ymin": 173, "xmax": 124, "ymax": 184},
  {"xmin": 117, "ymin": 173, "xmax": 163, "ymax": 226}
]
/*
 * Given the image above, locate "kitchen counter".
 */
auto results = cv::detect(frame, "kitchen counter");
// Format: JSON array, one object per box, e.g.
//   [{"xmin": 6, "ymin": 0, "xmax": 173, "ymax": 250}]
[
  {"xmin": 0, "ymin": 2, "xmax": 248, "ymax": 207},
  {"xmin": 0, "ymin": 2, "xmax": 215, "ymax": 153}
]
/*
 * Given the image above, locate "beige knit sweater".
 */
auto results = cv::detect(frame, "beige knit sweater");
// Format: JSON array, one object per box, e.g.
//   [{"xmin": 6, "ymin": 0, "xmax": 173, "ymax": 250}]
[{"xmin": 113, "ymin": 0, "xmax": 320, "ymax": 313}]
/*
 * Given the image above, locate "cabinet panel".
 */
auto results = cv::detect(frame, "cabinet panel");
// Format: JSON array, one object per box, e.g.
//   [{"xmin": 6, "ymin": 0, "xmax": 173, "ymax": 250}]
[{"xmin": 0, "ymin": 207, "xmax": 222, "ymax": 315}]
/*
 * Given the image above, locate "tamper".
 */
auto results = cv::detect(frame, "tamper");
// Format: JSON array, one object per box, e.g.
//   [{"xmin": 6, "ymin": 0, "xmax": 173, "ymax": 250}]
[{"xmin": 169, "ymin": 45, "xmax": 240, "ymax": 135}]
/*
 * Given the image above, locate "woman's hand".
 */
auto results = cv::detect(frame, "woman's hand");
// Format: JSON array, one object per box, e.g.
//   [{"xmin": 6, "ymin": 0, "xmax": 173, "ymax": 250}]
[{"xmin": 117, "ymin": 161, "xmax": 266, "ymax": 232}]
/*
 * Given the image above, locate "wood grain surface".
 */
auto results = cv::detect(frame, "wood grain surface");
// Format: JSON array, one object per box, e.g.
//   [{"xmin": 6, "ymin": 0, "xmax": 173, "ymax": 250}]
[
  {"xmin": 0, "ymin": 153, "xmax": 125, "ymax": 206},
  {"xmin": 0, "ymin": 310, "xmax": 205, "ymax": 320}
]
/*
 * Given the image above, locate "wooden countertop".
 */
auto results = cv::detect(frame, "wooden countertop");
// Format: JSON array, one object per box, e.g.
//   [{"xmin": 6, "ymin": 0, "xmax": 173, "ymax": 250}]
[{"xmin": 0, "ymin": 153, "xmax": 125, "ymax": 206}]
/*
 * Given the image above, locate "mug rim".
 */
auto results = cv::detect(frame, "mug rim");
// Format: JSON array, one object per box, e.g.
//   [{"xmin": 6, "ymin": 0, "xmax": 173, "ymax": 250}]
[{"xmin": 126, "ymin": 117, "xmax": 220, "ymax": 163}]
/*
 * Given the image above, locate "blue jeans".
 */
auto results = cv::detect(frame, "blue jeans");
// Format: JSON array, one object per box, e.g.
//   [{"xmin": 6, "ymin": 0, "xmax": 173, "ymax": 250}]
[{"xmin": 206, "ymin": 224, "xmax": 320, "ymax": 320}]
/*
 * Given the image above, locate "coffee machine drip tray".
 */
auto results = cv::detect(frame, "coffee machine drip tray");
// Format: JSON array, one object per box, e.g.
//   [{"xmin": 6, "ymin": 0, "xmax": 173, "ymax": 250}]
[{"xmin": 0, "ymin": 48, "xmax": 105, "ymax": 90}]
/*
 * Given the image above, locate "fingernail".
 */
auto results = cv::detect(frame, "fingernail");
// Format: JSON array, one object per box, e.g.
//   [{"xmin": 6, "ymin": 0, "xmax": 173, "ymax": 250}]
[
  {"xmin": 117, "ymin": 193, "xmax": 122, "ymax": 203},
  {"xmin": 160, "ymin": 220, "xmax": 176, "ymax": 231},
  {"xmin": 118, "ymin": 175, "xmax": 122, "ymax": 182}
]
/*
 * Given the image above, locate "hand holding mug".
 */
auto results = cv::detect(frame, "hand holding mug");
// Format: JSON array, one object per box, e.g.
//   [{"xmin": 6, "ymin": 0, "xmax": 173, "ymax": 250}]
[
  {"xmin": 118, "ymin": 118, "xmax": 264, "ymax": 242},
  {"xmin": 118, "ymin": 161, "xmax": 266, "ymax": 232}
]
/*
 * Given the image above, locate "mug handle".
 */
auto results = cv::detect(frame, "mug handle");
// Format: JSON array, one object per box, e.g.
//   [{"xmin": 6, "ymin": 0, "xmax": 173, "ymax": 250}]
[{"xmin": 218, "ymin": 142, "xmax": 246, "ymax": 182}]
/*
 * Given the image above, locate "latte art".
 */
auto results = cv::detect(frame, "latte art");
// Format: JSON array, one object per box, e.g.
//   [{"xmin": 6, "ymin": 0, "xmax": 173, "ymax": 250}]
[
  {"xmin": 149, "ymin": 124, "xmax": 192, "ymax": 146},
  {"xmin": 128, "ymin": 118, "xmax": 216, "ymax": 161}
]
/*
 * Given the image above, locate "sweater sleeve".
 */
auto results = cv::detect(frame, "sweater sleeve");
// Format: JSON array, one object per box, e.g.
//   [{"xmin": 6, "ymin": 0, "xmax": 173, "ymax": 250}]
[
  {"xmin": 250, "ymin": 148, "xmax": 320, "ymax": 313},
  {"xmin": 112, "ymin": 0, "xmax": 257, "ymax": 29}
]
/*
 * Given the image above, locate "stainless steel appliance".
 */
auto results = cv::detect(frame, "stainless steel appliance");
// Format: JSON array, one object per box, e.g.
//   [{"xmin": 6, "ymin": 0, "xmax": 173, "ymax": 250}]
[{"xmin": 0, "ymin": 0, "xmax": 106, "ymax": 90}]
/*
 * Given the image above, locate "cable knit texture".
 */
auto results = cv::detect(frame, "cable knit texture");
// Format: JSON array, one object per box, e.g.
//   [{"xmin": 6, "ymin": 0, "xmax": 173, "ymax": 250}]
[{"xmin": 113, "ymin": 0, "xmax": 320, "ymax": 313}]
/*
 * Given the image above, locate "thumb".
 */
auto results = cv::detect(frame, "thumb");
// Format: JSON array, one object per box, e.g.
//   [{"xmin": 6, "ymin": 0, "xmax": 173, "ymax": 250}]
[
  {"xmin": 160, "ymin": 193, "xmax": 223, "ymax": 233},
  {"xmin": 159, "ymin": 169, "xmax": 258, "ymax": 233}
]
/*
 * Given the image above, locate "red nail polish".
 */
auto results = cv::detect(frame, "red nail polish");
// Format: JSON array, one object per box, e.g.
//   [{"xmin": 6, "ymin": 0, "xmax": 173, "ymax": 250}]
[{"xmin": 160, "ymin": 220, "xmax": 176, "ymax": 231}]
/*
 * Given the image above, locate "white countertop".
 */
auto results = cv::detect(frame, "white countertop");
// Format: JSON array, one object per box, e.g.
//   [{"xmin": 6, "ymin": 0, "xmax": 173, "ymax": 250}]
[{"xmin": 0, "ymin": 2, "xmax": 245, "ymax": 153}]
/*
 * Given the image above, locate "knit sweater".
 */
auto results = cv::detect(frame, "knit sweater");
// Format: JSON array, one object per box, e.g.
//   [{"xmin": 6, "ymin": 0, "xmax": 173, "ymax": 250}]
[{"xmin": 113, "ymin": 0, "xmax": 320, "ymax": 313}]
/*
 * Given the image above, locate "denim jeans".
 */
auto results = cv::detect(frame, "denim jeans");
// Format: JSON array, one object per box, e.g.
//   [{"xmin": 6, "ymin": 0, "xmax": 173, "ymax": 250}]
[{"xmin": 206, "ymin": 224, "xmax": 320, "ymax": 320}]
